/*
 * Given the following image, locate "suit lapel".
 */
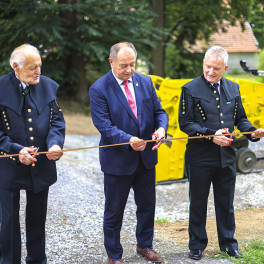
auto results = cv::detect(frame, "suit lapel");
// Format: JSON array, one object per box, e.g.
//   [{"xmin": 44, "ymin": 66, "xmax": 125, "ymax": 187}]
[
  {"xmin": 108, "ymin": 71, "xmax": 138, "ymax": 124},
  {"xmin": 221, "ymin": 78, "xmax": 237, "ymax": 101}
]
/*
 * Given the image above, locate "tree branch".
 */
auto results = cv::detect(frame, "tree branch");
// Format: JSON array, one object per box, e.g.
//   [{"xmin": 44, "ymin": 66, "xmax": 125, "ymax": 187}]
[{"xmin": 165, "ymin": 21, "xmax": 180, "ymax": 43}]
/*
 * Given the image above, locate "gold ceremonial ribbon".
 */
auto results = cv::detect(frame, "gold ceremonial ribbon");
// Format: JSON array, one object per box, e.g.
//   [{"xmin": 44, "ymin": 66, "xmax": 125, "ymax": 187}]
[{"xmin": 0, "ymin": 130, "xmax": 257, "ymax": 159}]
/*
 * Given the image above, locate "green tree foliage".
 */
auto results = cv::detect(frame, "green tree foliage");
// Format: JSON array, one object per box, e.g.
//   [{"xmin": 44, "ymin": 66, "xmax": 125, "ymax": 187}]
[
  {"xmin": 249, "ymin": 0, "xmax": 264, "ymax": 49},
  {"xmin": 149, "ymin": 0, "xmax": 257, "ymax": 78},
  {"xmin": 258, "ymin": 50, "xmax": 264, "ymax": 83},
  {"xmin": 0, "ymin": 0, "xmax": 155, "ymax": 100},
  {"xmin": 1, "ymin": 0, "xmax": 261, "ymax": 99}
]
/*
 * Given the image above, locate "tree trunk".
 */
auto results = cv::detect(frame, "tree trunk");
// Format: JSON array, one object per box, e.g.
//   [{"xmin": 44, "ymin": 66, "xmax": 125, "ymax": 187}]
[
  {"xmin": 58, "ymin": 0, "xmax": 88, "ymax": 101},
  {"xmin": 72, "ymin": 52, "xmax": 88, "ymax": 100},
  {"xmin": 150, "ymin": 0, "xmax": 165, "ymax": 77}
]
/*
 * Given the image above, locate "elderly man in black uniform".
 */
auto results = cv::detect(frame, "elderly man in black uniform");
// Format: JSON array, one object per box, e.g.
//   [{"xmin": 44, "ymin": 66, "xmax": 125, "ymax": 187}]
[
  {"xmin": 0, "ymin": 44, "xmax": 65, "ymax": 264},
  {"xmin": 179, "ymin": 46, "xmax": 264, "ymax": 260}
]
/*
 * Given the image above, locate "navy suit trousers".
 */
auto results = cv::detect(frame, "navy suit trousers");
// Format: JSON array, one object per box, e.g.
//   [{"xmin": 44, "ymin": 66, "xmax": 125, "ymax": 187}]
[
  {"xmin": 186, "ymin": 164, "xmax": 238, "ymax": 251},
  {"xmin": 103, "ymin": 159, "xmax": 156, "ymax": 259},
  {"xmin": 0, "ymin": 188, "xmax": 48, "ymax": 264}
]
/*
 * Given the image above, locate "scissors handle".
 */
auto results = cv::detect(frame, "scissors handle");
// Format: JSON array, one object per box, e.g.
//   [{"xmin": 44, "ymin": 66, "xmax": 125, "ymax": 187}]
[
  {"xmin": 222, "ymin": 128, "xmax": 232, "ymax": 147},
  {"xmin": 151, "ymin": 133, "xmax": 165, "ymax": 147},
  {"xmin": 29, "ymin": 146, "xmax": 39, "ymax": 163}
]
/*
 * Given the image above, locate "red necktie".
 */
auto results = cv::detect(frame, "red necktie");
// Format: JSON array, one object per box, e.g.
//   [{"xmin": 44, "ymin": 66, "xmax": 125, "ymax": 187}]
[{"xmin": 123, "ymin": 80, "xmax": 137, "ymax": 119}]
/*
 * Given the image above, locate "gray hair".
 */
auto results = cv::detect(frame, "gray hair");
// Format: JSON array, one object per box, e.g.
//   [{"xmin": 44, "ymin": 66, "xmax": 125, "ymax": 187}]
[
  {"xmin": 109, "ymin": 42, "xmax": 137, "ymax": 62},
  {"xmin": 10, "ymin": 44, "xmax": 40, "ymax": 69},
  {"xmin": 204, "ymin": 46, "xmax": 229, "ymax": 66}
]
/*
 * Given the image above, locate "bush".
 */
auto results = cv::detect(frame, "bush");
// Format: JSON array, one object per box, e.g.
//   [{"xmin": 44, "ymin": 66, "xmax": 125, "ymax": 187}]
[
  {"xmin": 258, "ymin": 50, "xmax": 264, "ymax": 83},
  {"xmin": 165, "ymin": 45, "xmax": 204, "ymax": 79}
]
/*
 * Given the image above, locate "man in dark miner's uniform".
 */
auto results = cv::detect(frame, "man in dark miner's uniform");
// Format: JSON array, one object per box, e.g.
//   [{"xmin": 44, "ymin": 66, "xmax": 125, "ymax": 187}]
[
  {"xmin": 0, "ymin": 44, "xmax": 65, "ymax": 264},
  {"xmin": 179, "ymin": 45, "xmax": 264, "ymax": 261}
]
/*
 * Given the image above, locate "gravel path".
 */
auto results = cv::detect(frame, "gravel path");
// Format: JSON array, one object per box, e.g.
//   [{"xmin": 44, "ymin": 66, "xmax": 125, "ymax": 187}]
[{"xmin": 19, "ymin": 136, "xmax": 264, "ymax": 264}]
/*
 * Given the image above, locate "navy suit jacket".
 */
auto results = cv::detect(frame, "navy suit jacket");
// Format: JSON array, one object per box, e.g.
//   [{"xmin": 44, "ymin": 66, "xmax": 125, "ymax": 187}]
[
  {"xmin": 89, "ymin": 71, "xmax": 168, "ymax": 176},
  {"xmin": 0, "ymin": 71, "xmax": 65, "ymax": 192}
]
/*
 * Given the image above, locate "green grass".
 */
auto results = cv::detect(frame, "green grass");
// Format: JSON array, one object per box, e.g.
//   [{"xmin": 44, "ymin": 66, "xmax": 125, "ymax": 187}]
[
  {"xmin": 216, "ymin": 240, "xmax": 264, "ymax": 264},
  {"xmin": 155, "ymin": 217, "xmax": 170, "ymax": 223}
]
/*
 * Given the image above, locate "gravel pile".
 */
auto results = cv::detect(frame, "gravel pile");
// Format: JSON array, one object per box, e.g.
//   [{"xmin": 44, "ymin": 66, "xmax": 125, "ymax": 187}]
[{"xmin": 18, "ymin": 135, "xmax": 264, "ymax": 264}]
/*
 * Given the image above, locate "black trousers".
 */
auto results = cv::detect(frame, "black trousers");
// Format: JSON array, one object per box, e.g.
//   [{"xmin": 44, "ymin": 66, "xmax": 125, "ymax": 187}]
[
  {"xmin": 0, "ymin": 188, "xmax": 49, "ymax": 264},
  {"xmin": 186, "ymin": 164, "xmax": 238, "ymax": 251},
  {"xmin": 103, "ymin": 159, "xmax": 156, "ymax": 259}
]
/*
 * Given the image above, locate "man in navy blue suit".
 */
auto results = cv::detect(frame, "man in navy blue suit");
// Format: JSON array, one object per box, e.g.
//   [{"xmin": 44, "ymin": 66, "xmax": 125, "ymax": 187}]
[
  {"xmin": 0, "ymin": 44, "xmax": 65, "ymax": 264},
  {"xmin": 89, "ymin": 42, "xmax": 168, "ymax": 264}
]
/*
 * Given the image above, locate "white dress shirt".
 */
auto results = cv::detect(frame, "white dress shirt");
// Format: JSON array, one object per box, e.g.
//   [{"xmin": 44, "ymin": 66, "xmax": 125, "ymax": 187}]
[{"xmin": 112, "ymin": 71, "xmax": 137, "ymax": 110}]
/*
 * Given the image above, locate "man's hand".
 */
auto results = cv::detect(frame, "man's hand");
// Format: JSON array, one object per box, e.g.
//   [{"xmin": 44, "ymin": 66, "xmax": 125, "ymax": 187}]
[
  {"xmin": 152, "ymin": 127, "xmax": 166, "ymax": 150},
  {"xmin": 19, "ymin": 147, "xmax": 37, "ymax": 165},
  {"xmin": 213, "ymin": 129, "xmax": 233, "ymax": 146},
  {"xmin": 129, "ymin": 137, "xmax": 147, "ymax": 151},
  {"xmin": 46, "ymin": 145, "xmax": 63, "ymax": 160},
  {"xmin": 251, "ymin": 128, "xmax": 264, "ymax": 138}
]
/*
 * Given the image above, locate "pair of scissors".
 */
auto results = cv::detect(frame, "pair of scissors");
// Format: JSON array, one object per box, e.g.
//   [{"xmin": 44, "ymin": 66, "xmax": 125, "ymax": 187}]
[
  {"xmin": 29, "ymin": 146, "xmax": 39, "ymax": 164},
  {"xmin": 151, "ymin": 133, "xmax": 165, "ymax": 147},
  {"xmin": 222, "ymin": 128, "xmax": 233, "ymax": 147}
]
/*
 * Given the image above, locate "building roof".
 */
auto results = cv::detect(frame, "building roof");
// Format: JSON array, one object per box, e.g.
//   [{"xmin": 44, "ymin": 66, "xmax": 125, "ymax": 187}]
[{"xmin": 189, "ymin": 20, "xmax": 260, "ymax": 53}]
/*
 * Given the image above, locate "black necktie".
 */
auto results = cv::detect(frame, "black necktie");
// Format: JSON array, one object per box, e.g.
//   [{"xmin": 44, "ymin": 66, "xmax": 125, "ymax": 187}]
[
  {"xmin": 213, "ymin": 83, "xmax": 220, "ymax": 94},
  {"xmin": 24, "ymin": 85, "xmax": 30, "ymax": 95}
]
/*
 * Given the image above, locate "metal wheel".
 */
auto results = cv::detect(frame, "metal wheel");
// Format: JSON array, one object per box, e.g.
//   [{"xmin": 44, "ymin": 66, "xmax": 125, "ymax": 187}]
[
  {"xmin": 233, "ymin": 136, "xmax": 249, "ymax": 149},
  {"xmin": 236, "ymin": 147, "xmax": 256, "ymax": 173}
]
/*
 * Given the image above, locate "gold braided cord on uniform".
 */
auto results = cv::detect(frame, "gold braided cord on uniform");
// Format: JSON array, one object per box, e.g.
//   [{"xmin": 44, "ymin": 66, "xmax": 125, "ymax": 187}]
[{"xmin": 0, "ymin": 131, "xmax": 258, "ymax": 158}]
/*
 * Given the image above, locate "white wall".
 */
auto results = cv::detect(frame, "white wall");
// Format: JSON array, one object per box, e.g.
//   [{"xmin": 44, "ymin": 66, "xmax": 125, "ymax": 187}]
[{"xmin": 226, "ymin": 52, "xmax": 260, "ymax": 73}]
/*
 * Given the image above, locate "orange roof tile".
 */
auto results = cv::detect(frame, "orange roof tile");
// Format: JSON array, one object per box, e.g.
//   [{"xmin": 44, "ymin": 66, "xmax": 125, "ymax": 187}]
[{"xmin": 189, "ymin": 21, "xmax": 260, "ymax": 53}]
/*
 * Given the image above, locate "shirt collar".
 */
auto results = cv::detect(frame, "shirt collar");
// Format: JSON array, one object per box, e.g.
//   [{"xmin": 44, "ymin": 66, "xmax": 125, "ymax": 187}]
[
  {"xmin": 201, "ymin": 74, "xmax": 221, "ymax": 88},
  {"xmin": 15, "ymin": 75, "xmax": 27, "ymax": 88},
  {"xmin": 210, "ymin": 80, "xmax": 221, "ymax": 87},
  {"xmin": 112, "ymin": 70, "xmax": 132, "ymax": 85}
]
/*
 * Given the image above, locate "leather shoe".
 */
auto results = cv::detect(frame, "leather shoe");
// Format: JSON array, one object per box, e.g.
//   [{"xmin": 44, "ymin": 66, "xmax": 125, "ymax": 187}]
[
  {"xmin": 189, "ymin": 249, "xmax": 202, "ymax": 260},
  {"xmin": 223, "ymin": 249, "xmax": 243, "ymax": 258},
  {"xmin": 137, "ymin": 247, "xmax": 163, "ymax": 263},
  {"xmin": 107, "ymin": 258, "xmax": 124, "ymax": 264}
]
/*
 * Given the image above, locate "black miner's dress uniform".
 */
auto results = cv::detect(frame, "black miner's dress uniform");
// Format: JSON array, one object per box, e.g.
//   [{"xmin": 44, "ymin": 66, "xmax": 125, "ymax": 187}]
[
  {"xmin": 178, "ymin": 75, "xmax": 258, "ymax": 252},
  {"xmin": 0, "ymin": 71, "xmax": 65, "ymax": 264}
]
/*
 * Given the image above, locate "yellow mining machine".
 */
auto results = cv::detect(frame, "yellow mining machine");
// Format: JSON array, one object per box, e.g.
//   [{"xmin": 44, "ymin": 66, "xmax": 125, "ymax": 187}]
[{"xmin": 151, "ymin": 62, "xmax": 264, "ymax": 183}]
